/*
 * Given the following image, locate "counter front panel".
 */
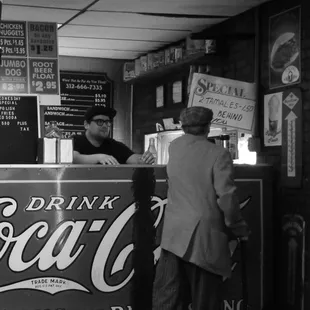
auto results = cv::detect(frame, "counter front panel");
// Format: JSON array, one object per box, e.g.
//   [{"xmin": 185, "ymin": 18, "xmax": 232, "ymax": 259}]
[{"xmin": 0, "ymin": 165, "xmax": 273, "ymax": 310}]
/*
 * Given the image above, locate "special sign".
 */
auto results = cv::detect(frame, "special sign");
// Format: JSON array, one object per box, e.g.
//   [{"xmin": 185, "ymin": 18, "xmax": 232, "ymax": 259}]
[{"xmin": 188, "ymin": 73, "xmax": 256, "ymax": 132}]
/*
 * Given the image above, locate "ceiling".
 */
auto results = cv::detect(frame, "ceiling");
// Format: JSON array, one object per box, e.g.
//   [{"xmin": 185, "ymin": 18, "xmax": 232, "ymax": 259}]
[{"xmin": 2, "ymin": 0, "xmax": 270, "ymax": 60}]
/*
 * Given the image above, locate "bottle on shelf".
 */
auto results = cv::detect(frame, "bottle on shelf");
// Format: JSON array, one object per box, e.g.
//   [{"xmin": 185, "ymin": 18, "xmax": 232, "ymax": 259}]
[{"xmin": 147, "ymin": 137, "xmax": 157, "ymax": 164}]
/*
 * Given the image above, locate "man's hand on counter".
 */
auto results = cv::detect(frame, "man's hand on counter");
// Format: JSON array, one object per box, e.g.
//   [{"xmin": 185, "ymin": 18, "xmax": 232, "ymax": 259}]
[
  {"xmin": 97, "ymin": 154, "xmax": 119, "ymax": 165},
  {"xmin": 126, "ymin": 151, "xmax": 155, "ymax": 165},
  {"xmin": 140, "ymin": 150, "xmax": 156, "ymax": 165}
]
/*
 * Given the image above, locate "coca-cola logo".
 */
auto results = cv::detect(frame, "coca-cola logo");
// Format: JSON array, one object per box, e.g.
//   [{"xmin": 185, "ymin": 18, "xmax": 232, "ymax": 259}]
[
  {"xmin": 0, "ymin": 193, "xmax": 251, "ymax": 298},
  {"xmin": 0, "ymin": 195, "xmax": 166, "ymax": 295}
]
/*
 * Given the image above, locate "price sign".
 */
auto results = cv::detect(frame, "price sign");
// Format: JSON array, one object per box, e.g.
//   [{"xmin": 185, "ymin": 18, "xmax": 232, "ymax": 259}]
[
  {"xmin": 28, "ymin": 22, "xmax": 58, "ymax": 58},
  {"xmin": 29, "ymin": 59, "xmax": 59, "ymax": 95},
  {"xmin": 0, "ymin": 21, "xmax": 27, "ymax": 57},
  {"xmin": 0, "ymin": 57, "xmax": 28, "ymax": 93},
  {"xmin": 60, "ymin": 72, "xmax": 113, "ymax": 108}
]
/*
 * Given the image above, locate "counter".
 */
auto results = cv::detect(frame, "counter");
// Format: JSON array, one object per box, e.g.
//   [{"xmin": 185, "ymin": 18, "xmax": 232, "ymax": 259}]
[{"xmin": 0, "ymin": 164, "xmax": 273, "ymax": 310}]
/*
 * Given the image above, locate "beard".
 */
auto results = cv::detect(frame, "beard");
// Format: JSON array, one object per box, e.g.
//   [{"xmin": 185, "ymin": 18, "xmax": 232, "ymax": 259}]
[{"xmin": 97, "ymin": 128, "xmax": 109, "ymax": 139}]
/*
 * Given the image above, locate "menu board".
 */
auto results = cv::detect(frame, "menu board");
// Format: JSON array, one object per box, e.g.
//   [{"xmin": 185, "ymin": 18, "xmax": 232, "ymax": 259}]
[
  {"xmin": 43, "ymin": 71, "xmax": 115, "ymax": 138},
  {"xmin": 42, "ymin": 105, "xmax": 85, "ymax": 138},
  {"xmin": 0, "ymin": 95, "xmax": 39, "ymax": 164},
  {"xmin": 0, "ymin": 21, "xmax": 59, "ymax": 95},
  {"xmin": 60, "ymin": 71, "xmax": 113, "ymax": 107}
]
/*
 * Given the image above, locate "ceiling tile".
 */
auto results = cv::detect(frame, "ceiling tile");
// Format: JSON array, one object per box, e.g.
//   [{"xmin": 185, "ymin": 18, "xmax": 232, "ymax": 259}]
[
  {"xmin": 59, "ymin": 47, "xmax": 140, "ymax": 60},
  {"xmin": 59, "ymin": 25, "xmax": 191, "ymax": 42},
  {"xmin": 2, "ymin": 6, "xmax": 77, "ymax": 23},
  {"xmin": 90, "ymin": 0, "xmax": 266, "ymax": 16},
  {"xmin": 58, "ymin": 37, "xmax": 165, "ymax": 52},
  {"xmin": 71, "ymin": 12, "xmax": 224, "ymax": 31},
  {"xmin": 3, "ymin": 0, "xmax": 93, "ymax": 10},
  {"xmin": 1, "ymin": 0, "xmax": 272, "ymax": 60}
]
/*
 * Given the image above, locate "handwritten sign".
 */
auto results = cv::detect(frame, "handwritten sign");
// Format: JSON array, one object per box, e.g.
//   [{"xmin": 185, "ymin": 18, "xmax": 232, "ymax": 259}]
[
  {"xmin": 188, "ymin": 73, "xmax": 256, "ymax": 132},
  {"xmin": 264, "ymin": 92, "xmax": 282, "ymax": 146},
  {"xmin": 0, "ymin": 95, "xmax": 39, "ymax": 164}
]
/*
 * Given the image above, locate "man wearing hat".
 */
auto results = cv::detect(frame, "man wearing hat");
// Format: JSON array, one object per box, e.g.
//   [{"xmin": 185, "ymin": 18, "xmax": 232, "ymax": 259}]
[
  {"xmin": 73, "ymin": 105, "xmax": 154, "ymax": 165},
  {"xmin": 153, "ymin": 106, "xmax": 249, "ymax": 309}
]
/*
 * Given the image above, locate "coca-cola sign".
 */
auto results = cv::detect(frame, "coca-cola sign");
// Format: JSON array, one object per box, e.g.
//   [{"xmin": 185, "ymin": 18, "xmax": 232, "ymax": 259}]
[
  {"xmin": 0, "ymin": 166, "xmax": 167, "ymax": 310},
  {"xmin": 0, "ymin": 166, "xmax": 273, "ymax": 310}
]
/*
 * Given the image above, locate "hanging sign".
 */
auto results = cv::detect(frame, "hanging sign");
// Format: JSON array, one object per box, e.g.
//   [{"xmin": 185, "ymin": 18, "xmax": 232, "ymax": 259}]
[
  {"xmin": 0, "ymin": 21, "xmax": 27, "ymax": 57},
  {"xmin": 188, "ymin": 73, "xmax": 256, "ymax": 132},
  {"xmin": 28, "ymin": 22, "xmax": 58, "ymax": 58},
  {"xmin": 0, "ymin": 20, "xmax": 59, "ymax": 95}
]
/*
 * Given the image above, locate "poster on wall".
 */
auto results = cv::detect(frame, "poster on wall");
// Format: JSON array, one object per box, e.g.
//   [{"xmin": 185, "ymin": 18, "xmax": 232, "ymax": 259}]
[
  {"xmin": 264, "ymin": 92, "xmax": 282, "ymax": 146},
  {"xmin": 269, "ymin": 6, "xmax": 301, "ymax": 89},
  {"xmin": 281, "ymin": 88, "xmax": 302, "ymax": 188}
]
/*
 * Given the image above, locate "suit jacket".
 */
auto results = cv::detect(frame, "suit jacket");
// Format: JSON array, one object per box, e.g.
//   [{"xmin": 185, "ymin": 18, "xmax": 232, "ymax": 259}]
[{"xmin": 160, "ymin": 134, "xmax": 247, "ymax": 278}]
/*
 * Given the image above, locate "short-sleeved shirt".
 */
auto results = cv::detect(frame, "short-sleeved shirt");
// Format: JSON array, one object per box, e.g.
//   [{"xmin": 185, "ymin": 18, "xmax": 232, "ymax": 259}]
[{"xmin": 73, "ymin": 134, "xmax": 134, "ymax": 164}]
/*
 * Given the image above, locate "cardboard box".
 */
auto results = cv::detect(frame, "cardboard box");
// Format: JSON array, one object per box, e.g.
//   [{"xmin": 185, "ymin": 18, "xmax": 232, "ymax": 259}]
[
  {"xmin": 185, "ymin": 37, "xmax": 205, "ymax": 56},
  {"xmin": 135, "ymin": 58, "xmax": 141, "ymax": 76},
  {"xmin": 147, "ymin": 53, "xmax": 154, "ymax": 71},
  {"xmin": 158, "ymin": 51, "xmax": 165, "ymax": 67},
  {"xmin": 123, "ymin": 62, "xmax": 135, "ymax": 81},
  {"xmin": 153, "ymin": 53, "xmax": 160, "ymax": 69},
  {"xmin": 140, "ymin": 56, "xmax": 148, "ymax": 72},
  {"xmin": 169, "ymin": 47, "xmax": 176, "ymax": 64},
  {"xmin": 153, "ymin": 51, "xmax": 165, "ymax": 68},
  {"xmin": 164, "ymin": 49, "xmax": 171, "ymax": 65},
  {"xmin": 205, "ymin": 39, "xmax": 216, "ymax": 54},
  {"xmin": 175, "ymin": 46, "xmax": 183, "ymax": 62}
]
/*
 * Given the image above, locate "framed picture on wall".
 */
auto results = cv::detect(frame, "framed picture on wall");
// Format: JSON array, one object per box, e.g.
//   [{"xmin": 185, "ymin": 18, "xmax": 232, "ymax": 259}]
[
  {"xmin": 156, "ymin": 85, "xmax": 164, "ymax": 108},
  {"xmin": 264, "ymin": 92, "xmax": 282, "ymax": 146},
  {"xmin": 269, "ymin": 6, "xmax": 301, "ymax": 89},
  {"xmin": 172, "ymin": 80, "xmax": 182, "ymax": 104}
]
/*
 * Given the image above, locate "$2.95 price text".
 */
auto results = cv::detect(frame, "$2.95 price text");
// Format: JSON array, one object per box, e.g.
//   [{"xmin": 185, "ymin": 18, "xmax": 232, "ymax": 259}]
[{"xmin": 32, "ymin": 81, "xmax": 57, "ymax": 92}]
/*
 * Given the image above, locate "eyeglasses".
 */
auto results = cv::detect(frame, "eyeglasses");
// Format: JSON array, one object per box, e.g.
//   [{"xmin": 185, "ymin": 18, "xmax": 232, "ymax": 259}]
[{"xmin": 91, "ymin": 119, "xmax": 112, "ymax": 127}]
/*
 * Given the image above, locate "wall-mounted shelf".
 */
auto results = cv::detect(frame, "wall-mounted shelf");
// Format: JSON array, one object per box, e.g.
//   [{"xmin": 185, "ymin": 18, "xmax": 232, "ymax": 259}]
[{"xmin": 125, "ymin": 52, "xmax": 222, "ymax": 84}]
